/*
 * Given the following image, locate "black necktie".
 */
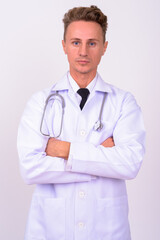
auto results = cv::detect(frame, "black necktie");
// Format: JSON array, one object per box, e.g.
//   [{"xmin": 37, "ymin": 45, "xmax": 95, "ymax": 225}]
[{"xmin": 77, "ymin": 88, "xmax": 90, "ymax": 110}]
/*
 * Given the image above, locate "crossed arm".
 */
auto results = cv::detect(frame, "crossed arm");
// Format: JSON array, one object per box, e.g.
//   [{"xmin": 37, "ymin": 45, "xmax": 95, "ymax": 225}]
[
  {"xmin": 45, "ymin": 137, "xmax": 115, "ymax": 159},
  {"xmin": 18, "ymin": 92, "xmax": 145, "ymax": 184}
]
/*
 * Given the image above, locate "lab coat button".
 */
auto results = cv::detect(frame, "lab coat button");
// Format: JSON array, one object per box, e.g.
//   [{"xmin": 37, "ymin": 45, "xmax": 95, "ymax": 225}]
[
  {"xmin": 80, "ymin": 129, "xmax": 86, "ymax": 136},
  {"xmin": 78, "ymin": 222, "xmax": 85, "ymax": 229},
  {"xmin": 79, "ymin": 191, "xmax": 85, "ymax": 198}
]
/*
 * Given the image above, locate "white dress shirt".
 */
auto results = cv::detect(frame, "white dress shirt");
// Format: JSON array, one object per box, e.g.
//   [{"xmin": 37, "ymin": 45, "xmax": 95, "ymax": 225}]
[{"xmin": 67, "ymin": 71, "xmax": 97, "ymax": 105}]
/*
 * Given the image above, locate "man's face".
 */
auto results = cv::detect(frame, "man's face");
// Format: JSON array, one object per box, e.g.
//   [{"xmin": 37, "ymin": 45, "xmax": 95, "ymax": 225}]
[{"xmin": 62, "ymin": 21, "xmax": 108, "ymax": 77}]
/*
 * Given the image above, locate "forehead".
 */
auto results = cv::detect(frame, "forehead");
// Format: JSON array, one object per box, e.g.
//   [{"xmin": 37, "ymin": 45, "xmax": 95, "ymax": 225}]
[{"xmin": 66, "ymin": 21, "xmax": 103, "ymax": 40}]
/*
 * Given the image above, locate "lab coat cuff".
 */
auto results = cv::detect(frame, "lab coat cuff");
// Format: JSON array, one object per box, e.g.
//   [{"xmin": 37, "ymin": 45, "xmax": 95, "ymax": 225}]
[
  {"xmin": 67, "ymin": 142, "xmax": 86, "ymax": 172},
  {"xmin": 67, "ymin": 143, "xmax": 97, "ymax": 179},
  {"xmin": 66, "ymin": 149, "xmax": 73, "ymax": 171}
]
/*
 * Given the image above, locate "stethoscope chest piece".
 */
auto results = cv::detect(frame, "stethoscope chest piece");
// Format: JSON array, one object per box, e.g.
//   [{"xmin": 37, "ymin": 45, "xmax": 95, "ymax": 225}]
[
  {"xmin": 93, "ymin": 92, "xmax": 107, "ymax": 132},
  {"xmin": 93, "ymin": 120, "xmax": 103, "ymax": 131}
]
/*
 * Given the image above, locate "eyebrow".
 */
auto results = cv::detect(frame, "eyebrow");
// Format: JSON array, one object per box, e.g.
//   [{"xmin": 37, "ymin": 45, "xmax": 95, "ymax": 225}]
[{"xmin": 70, "ymin": 38, "xmax": 99, "ymax": 42}]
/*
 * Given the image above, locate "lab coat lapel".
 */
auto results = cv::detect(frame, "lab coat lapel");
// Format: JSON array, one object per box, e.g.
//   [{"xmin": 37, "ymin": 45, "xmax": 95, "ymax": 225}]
[
  {"xmin": 94, "ymin": 74, "xmax": 113, "ymax": 93},
  {"xmin": 50, "ymin": 74, "xmax": 70, "ymax": 92},
  {"xmin": 83, "ymin": 74, "xmax": 113, "ymax": 106},
  {"xmin": 51, "ymin": 73, "xmax": 80, "ymax": 109}
]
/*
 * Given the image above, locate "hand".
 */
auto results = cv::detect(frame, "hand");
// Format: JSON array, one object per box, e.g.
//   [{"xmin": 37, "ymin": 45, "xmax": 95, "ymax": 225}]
[
  {"xmin": 101, "ymin": 137, "xmax": 115, "ymax": 147},
  {"xmin": 45, "ymin": 138, "xmax": 70, "ymax": 160}
]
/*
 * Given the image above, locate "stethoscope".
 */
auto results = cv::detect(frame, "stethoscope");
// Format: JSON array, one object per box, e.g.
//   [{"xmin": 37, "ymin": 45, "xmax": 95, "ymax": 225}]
[{"xmin": 40, "ymin": 91, "xmax": 107, "ymax": 137}]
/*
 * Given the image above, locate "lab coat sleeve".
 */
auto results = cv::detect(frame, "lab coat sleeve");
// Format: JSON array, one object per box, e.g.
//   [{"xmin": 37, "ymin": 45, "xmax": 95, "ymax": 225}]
[
  {"xmin": 68, "ymin": 92, "xmax": 146, "ymax": 180},
  {"xmin": 17, "ymin": 92, "xmax": 92, "ymax": 185}
]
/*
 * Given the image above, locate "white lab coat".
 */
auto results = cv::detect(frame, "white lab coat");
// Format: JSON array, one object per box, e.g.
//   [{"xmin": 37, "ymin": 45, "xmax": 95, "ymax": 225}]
[{"xmin": 17, "ymin": 72, "xmax": 145, "ymax": 240}]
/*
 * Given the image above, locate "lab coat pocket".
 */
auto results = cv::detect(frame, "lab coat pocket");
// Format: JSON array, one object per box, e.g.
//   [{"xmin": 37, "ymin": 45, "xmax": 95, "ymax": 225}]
[
  {"xmin": 44, "ymin": 198, "xmax": 66, "ymax": 240},
  {"xmin": 91, "ymin": 120, "xmax": 115, "ymax": 145},
  {"xmin": 95, "ymin": 196, "xmax": 130, "ymax": 240}
]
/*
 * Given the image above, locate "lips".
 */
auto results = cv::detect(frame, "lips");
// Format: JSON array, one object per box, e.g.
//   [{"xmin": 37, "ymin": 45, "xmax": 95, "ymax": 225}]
[{"xmin": 76, "ymin": 59, "xmax": 90, "ymax": 64}]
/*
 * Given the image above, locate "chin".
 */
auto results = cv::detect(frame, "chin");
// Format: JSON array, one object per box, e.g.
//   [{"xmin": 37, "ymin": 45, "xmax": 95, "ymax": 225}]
[{"xmin": 75, "ymin": 67, "xmax": 93, "ymax": 75}]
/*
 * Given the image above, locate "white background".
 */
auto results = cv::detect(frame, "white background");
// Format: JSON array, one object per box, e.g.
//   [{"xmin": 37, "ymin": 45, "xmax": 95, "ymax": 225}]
[{"xmin": 0, "ymin": 0, "xmax": 160, "ymax": 239}]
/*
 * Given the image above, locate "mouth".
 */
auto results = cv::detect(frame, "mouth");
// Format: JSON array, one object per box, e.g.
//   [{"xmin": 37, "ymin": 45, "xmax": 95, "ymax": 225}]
[{"xmin": 76, "ymin": 59, "xmax": 90, "ymax": 64}]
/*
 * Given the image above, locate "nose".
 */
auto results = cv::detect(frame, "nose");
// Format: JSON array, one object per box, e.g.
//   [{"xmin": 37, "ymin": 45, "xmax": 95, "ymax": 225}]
[{"xmin": 79, "ymin": 43, "xmax": 88, "ymax": 57}]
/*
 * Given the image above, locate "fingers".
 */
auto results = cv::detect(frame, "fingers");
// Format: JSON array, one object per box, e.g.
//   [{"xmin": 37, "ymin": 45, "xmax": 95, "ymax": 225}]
[{"xmin": 101, "ymin": 137, "xmax": 115, "ymax": 148}]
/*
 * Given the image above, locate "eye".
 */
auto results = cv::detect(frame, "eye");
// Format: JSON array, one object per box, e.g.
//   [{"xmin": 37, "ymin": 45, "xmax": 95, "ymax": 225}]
[
  {"xmin": 72, "ymin": 41, "xmax": 80, "ymax": 46},
  {"xmin": 89, "ymin": 42, "xmax": 96, "ymax": 47}
]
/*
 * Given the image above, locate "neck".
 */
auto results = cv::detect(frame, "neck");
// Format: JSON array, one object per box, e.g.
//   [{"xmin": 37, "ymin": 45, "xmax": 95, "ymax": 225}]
[{"xmin": 70, "ymin": 70, "xmax": 97, "ymax": 88}]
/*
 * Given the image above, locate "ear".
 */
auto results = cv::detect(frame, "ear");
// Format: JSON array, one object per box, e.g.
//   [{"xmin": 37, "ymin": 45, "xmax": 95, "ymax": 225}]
[
  {"xmin": 102, "ymin": 41, "xmax": 108, "ymax": 55},
  {"xmin": 62, "ymin": 40, "xmax": 67, "ymax": 54}
]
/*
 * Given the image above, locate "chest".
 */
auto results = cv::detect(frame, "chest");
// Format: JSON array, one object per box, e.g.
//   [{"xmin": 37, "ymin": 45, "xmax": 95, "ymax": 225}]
[{"xmin": 45, "ymin": 91, "xmax": 122, "ymax": 145}]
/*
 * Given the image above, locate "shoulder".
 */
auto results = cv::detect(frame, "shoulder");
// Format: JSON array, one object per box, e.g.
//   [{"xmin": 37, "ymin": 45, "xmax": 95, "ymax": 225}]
[
  {"xmin": 97, "ymin": 74, "xmax": 139, "ymax": 109},
  {"xmin": 24, "ymin": 73, "xmax": 68, "ymax": 111},
  {"xmin": 27, "ymin": 88, "xmax": 50, "ymax": 107},
  {"xmin": 98, "ymin": 74, "xmax": 135, "ymax": 100},
  {"xmin": 109, "ymin": 84, "xmax": 135, "ymax": 102}
]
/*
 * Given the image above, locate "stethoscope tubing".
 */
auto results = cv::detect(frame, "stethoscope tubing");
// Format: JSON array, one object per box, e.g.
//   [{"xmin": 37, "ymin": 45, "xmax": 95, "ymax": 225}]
[
  {"xmin": 40, "ymin": 91, "xmax": 107, "ymax": 137},
  {"xmin": 40, "ymin": 91, "xmax": 65, "ymax": 137}
]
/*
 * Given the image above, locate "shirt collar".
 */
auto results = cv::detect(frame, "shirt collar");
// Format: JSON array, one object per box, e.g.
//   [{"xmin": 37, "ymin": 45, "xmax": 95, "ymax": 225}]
[
  {"xmin": 68, "ymin": 72, "xmax": 97, "ymax": 94},
  {"xmin": 50, "ymin": 71, "xmax": 112, "ymax": 93}
]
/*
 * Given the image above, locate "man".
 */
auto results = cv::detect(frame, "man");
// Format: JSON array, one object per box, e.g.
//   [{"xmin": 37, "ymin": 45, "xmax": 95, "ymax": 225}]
[{"xmin": 17, "ymin": 5, "xmax": 145, "ymax": 240}]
